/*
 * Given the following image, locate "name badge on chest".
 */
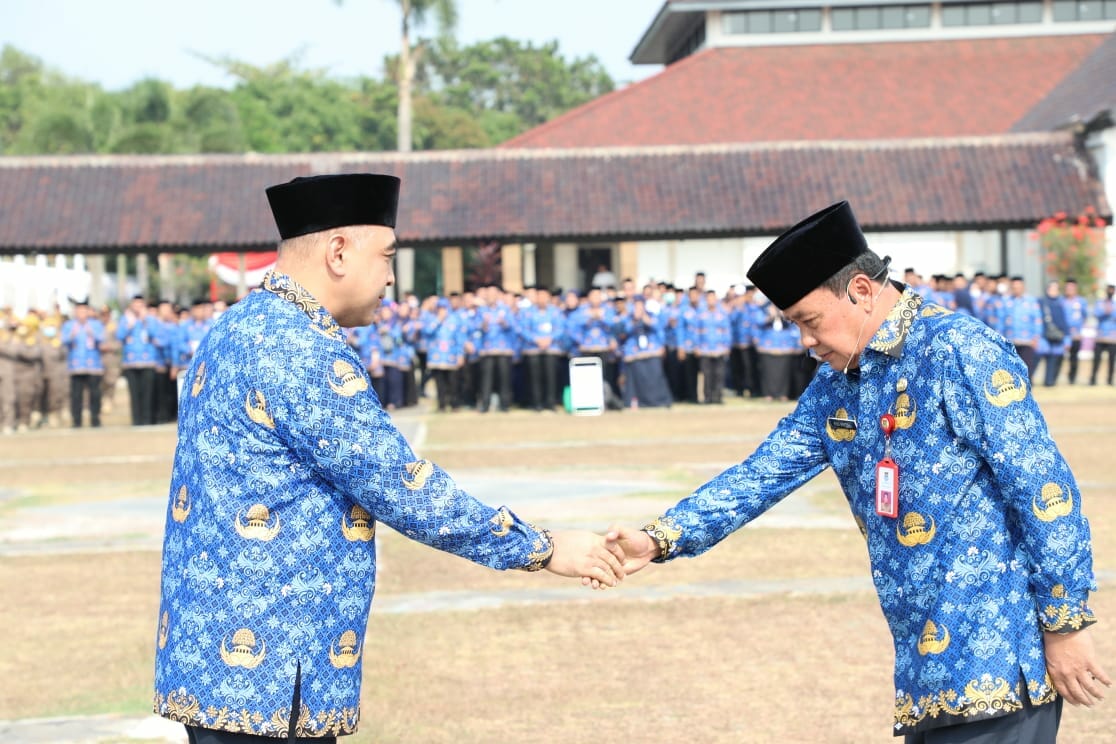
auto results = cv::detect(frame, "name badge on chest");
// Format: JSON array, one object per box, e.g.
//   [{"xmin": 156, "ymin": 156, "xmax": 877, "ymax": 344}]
[{"xmin": 875, "ymin": 413, "xmax": 899, "ymax": 518}]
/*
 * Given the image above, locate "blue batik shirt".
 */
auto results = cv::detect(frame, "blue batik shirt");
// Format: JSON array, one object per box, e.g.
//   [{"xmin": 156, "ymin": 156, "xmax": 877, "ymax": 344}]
[
  {"xmin": 153, "ymin": 271, "xmax": 553, "ymax": 738},
  {"xmin": 61, "ymin": 317, "xmax": 105, "ymax": 373},
  {"xmin": 643, "ymin": 288, "xmax": 1096, "ymax": 736}
]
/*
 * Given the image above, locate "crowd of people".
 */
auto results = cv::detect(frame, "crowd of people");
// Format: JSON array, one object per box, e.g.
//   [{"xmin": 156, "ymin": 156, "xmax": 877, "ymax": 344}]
[{"xmin": 1, "ymin": 268, "xmax": 1115, "ymax": 434}]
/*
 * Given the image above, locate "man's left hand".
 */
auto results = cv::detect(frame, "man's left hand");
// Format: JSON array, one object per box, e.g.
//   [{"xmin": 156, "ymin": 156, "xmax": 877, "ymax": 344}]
[{"xmin": 1044, "ymin": 628, "xmax": 1111, "ymax": 706}]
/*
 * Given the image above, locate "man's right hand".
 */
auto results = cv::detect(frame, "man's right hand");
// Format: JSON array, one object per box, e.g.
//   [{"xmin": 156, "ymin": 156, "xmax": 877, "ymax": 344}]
[{"xmin": 604, "ymin": 525, "xmax": 661, "ymax": 575}]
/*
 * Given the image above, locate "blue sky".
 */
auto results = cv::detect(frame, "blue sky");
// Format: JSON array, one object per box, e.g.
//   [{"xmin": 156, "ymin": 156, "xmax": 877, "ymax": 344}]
[{"xmin": 3, "ymin": 0, "xmax": 666, "ymax": 90}]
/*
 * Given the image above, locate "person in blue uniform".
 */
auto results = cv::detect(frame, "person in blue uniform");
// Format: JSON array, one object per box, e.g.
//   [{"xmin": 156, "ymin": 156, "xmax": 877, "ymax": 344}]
[
  {"xmin": 517, "ymin": 286, "xmax": 565, "ymax": 412},
  {"xmin": 61, "ymin": 299, "xmax": 105, "ymax": 427},
  {"xmin": 1003, "ymin": 276, "xmax": 1042, "ymax": 380},
  {"xmin": 1038, "ymin": 280, "xmax": 1070, "ymax": 387},
  {"xmin": 693, "ymin": 289, "xmax": 732, "ymax": 404},
  {"xmin": 1061, "ymin": 278, "xmax": 1088, "ymax": 385},
  {"xmin": 607, "ymin": 201, "xmax": 1108, "ymax": 742},
  {"xmin": 117, "ymin": 294, "xmax": 162, "ymax": 426},
  {"xmin": 152, "ymin": 173, "xmax": 625, "ymax": 744},
  {"xmin": 1091, "ymin": 284, "xmax": 1116, "ymax": 387},
  {"xmin": 615, "ymin": 295, "xmax": 672, "ymax": 408}
]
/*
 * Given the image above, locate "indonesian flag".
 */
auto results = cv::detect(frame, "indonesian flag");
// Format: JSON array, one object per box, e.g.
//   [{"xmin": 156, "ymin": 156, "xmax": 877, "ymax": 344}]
[{"xmin": 208, "ymin": 252, "xmax": 277, "ymax": 286}]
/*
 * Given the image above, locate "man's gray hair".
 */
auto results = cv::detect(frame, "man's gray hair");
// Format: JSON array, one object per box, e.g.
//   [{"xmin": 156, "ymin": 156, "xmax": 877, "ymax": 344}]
[{"xmin": 819, "ymin": 251, "xmax": 890, "ymax": 296}]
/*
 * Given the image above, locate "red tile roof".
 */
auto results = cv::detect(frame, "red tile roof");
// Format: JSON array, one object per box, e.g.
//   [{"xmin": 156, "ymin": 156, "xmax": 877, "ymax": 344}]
[
  {"xmin": 504, "ymin": 35, "xmax": 1109, "ymax": 148},
  {"xmin": 1014, "ymin": 33, "xmax": 1116, "ymax": 132},
  {"xmin": 0, "ymin": 134, "xmax": 1107, "ymax": 255}
]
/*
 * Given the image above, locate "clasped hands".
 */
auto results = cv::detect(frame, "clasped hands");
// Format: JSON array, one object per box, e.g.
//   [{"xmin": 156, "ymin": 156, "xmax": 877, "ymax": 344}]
[{"xmin": 543, "ymin": 525, "xmax": 661, "ymax": 590}]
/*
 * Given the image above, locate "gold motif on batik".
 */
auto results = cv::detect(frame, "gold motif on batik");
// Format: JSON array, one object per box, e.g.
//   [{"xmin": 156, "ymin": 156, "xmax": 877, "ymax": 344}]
[
  {"xmin": 894, "ymin": 675, "xmax": 1025, "ymax": 731},
  {"xmin": 245, "ymin": 390, "xmax": 275, "ymax": 429},
  {"xmin": 171, "ymin": 485, "xmax": 192, "ymax": 523},
  {"xmin": 158, "ymin": 610, "xmax": 169, "ymax": 649},
  {"xmin": 402, "ymin": 460, "xmax": 434, "ymax": 490},
  {"xmin": 825, "ymin": 407, "xmax": 856, "ymax": 442},
  {"xmin": 894, "ymin": 378, "xmax": 917, "ymax": 429},
  {"xmin": 327, "ymin": 359, "xmax": 368, "ymax": 397},
  {"xmin": 521, "ymin": 527, "xmax": 555, "ymax": 572},
  {"xmin": 872, "ymin": 291, "xmax": 922, "ymax": 356},
  {"xmin": 1051, "ymin": 584, "xmax": 1067, "ymax": 599},
  {"xmin": 260, "ymin": 270, "xmax": 342, "ymax": 340},
  {"xmin": 341, "ymin": 504, "xmax": 375, "ymax": 542},
  {"xmin": 644, "ymin": 517, "xmax": 683, "ymax": 560},
  {"xmin": 157, "ymin": 688, "xmax": 201, "ymax": 722},
  {"xmin": 984, "ymin": 369, "xmax": 1027, "ymax": 407},
  {"xmin": 1032, "ymin": 482, "xmax": 1072, "ymax": 522},
  {"xmin": 1041, "ymin": 602, "xmax": 1097, "ymax": 632},
  {"xmin": 897, "ymin": 512, "xmax": 936, "ymax": 547},
  {"xmin": 917, "ymin": 620, "xmax": 950, "ymax": 655},
  {"xmin": 191, "ymin": 361, "xmax": 206, "ymax": 397},
  {"xmin": 921, "ymin": 305, "xmax": 950, "ymax": 317},
  {"xmin": 964, "ymin": 675, "xmax": 1017, "ymax": 714},
  {"xmin": 329, "ymin": 629, "xmax": 362, "ymax": 669},
  {"xmin": 181, "ymin": 701, "xmax": 357, "ymax": 738},
  {"xmin": 219, "ymin": 627, "xmax": 266, "ymax": 668},
  {"xmin": 234, "ymin": 503, "xmax": 281, "ymax": 541},
  {"xmin": 490, "ymin": 507, "xmax": 514, "ymax": 537}
]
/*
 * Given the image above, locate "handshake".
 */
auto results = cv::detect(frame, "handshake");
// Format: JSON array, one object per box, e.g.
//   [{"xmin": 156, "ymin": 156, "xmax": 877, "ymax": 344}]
[{"xmin": 543, "ymin": 526, "xmax": 663, "ymax": 589}]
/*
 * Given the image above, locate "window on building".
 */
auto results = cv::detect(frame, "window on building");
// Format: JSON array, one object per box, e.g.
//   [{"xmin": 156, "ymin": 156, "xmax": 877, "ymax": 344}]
[
  {"xmin": 723, "ymin": 8, "xmax": 822, "ymax": 34},
  {"xmin": 943, "ymin": 2, "xmax": 1043, "ymax": 26},
  {"xmin": 832, "ymin": 4, "xmax": 932, "ymax": 30},
  {"xmin": 1054, "ymin": 0, "xmax": 1116, "ymax": 18}
]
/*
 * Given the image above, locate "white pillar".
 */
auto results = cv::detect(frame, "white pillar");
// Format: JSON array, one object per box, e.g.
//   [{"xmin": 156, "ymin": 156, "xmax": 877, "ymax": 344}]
[
  {"xmin": 116, "ymin": 253, "xmax": 129, "ymax": 305},
  {"xmin": 395, "ymin": 247, "xmax": 415, "ymax": 297},
  {"xmin": 158, "ymin": 253, "xmax": 174, "ymax": 302},
  {"xmin": 554, "ymin": 243, "xmax": 579, "ymax": 293},
  {"xmin": 136, "ymin": 253, "xmax": 149, "ymax": 299},
  {"xmin": 88, "ymin": 254, "xmax": 106, "ymax": 308},
  {"xmin": 522, "ymin": 243, "xmax": 537, "ymax": 288}
]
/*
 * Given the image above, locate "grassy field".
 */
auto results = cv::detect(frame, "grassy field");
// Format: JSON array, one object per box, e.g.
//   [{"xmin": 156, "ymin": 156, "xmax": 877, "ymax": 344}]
[{"xmin": 1, "ymin": 385, "xmax": 1114, "ymax": 742}]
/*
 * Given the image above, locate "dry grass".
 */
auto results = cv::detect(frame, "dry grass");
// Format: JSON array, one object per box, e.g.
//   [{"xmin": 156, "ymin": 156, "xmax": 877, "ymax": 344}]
[{"xmin": 1, "ymin": 386, "xmax": 1115, "ymax": 742}]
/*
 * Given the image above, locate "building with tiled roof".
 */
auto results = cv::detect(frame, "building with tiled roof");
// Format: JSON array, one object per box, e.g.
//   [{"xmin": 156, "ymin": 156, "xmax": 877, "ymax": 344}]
[{"xmin": 1, "ymin": 0, "xmax": 1114, "ymax": 309}]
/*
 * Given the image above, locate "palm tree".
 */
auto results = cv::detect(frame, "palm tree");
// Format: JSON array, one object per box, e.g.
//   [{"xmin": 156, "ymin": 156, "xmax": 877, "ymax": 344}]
[{"xmin": 335, "ymin": 0, "xmax": 458, "ymax": 152}]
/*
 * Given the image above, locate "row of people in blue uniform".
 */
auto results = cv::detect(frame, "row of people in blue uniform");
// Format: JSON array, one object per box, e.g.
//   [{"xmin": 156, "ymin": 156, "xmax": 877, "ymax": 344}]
[
  {"xmin": 341, "ymin": 283, "xmax": 816, "ymax": 412},
  {"xmin": 72, "ymin": 296, "xmax": 218, "ymax": 426},
  {"xmin": 908, "ymin": 271, "xmax": 1116, "ymax": 387}
]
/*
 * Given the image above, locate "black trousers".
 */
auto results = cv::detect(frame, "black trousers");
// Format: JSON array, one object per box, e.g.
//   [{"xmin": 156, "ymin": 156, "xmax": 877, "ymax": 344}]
[
  {"xmin": 477, "ymin": 355, "xmax": 512, "ymax": 411},
  {"xmin": 185, "ymin": 726, "xmax": 335, "ymax": 744},
  {"xmin": 681, "ymin": 353, "xmax": 700, "ymax": 402},
  {"xmin": 1066, "ymin": 337, "xmax": 1082, "ymax": 384},
  {"xmin": 1092, "ymin": 341, "xmax": 1116, "ymax": 385},
  {"xmin": 1014, "ymin": 343, "xmax": 1037, "ymax": 380},
  {"xmin": 69, "ymin": 373, "xmax": 103, "ymax": 427},
  {"xmin": 904, "ymin": 695, "xmax": 1061, "ymax": 744},
  {"xmin": 758, "ymin": 353, "xmax": 795, "ymax": 400},
  {"xmin": 431, "ymin": 367, "xmax": 460, "ymax": 411},
  {"xmin": 699, "ymin": 355, "xmax": 726, "ymax": 404},
  {"xmin": 123, "ymin": 367, "xmax": 155, "ymax": 425},
  {"xmin": 525, "ymin": 353, "xmax": 559, "ymax": 410},
  {"xmin": 155, "ymin": 368, "xmax": 177, "ymax": 423}
]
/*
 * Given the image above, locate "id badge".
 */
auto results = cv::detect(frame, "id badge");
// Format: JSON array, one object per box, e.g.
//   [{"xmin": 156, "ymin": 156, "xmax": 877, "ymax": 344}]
[{"xmin": 875, "ymin": 458, "xmax": 899, "ymax": 518}]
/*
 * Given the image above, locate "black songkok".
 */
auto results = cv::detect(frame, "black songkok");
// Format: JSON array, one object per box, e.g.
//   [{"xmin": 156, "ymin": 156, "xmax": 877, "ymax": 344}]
[
  {"xmin": 746, "ymin": 200, "xmax": 869, "ymax": 310},
  {"xmin": 266, "ymin": 173, "xmax": 401, "ymax": 240}
]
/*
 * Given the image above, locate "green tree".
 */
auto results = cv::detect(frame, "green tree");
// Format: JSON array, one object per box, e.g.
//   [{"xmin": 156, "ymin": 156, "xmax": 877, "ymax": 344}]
[
  {"xmin": 420, "ymin": 36, "xmax": 614, "ymax": 143},
  {"xmin": 336, "ymin": 0, "xmax": 458, "ymax": 152}
]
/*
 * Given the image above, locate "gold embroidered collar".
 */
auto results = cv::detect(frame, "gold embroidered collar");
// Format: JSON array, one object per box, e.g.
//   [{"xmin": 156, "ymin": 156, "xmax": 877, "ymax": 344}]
[
  {"xmin": 259, "ymin": 270, "xmax": 343, "ymax": 340},
  {"xmin": 865, "ymin": 285, "xmax": 923, "ymax": 359}
]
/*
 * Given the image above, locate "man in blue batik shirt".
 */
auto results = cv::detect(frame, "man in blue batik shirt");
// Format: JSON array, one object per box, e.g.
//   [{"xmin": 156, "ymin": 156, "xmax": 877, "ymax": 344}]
[
  {"xmin": 609, "ymin": 201, "xmax": 1107, "ymax": 742},
  {"xmin": 152, "ymin": 174, "xmax": 624, "ymax": 744}
]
